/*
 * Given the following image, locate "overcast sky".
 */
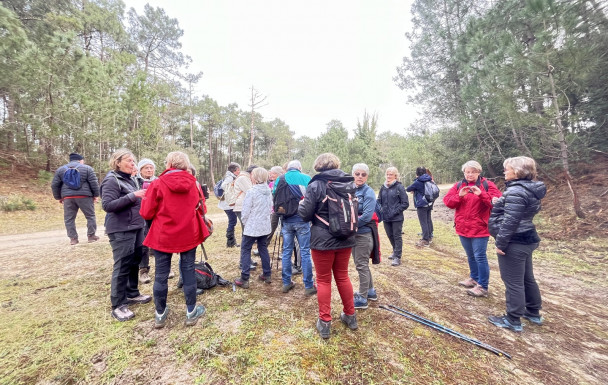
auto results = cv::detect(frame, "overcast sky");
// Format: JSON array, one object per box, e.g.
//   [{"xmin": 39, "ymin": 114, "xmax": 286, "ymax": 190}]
[{"xmin": 124, "ymin": 0, "xmax": 416, "ymax": 138}]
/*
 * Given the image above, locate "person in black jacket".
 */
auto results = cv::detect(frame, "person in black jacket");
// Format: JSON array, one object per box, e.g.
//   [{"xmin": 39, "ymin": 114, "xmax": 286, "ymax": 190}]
[
  {"xmin": 377, "ymin": 167, "xmax": 409, "ymax": 266},
  {"xmin": 406, "ymin": 167, "xmax": 434, "ymax": 248},
  {"xmin": 488, "ymin": 156, "xmax": 546, "ymax": 332},
  {"xmin": 100, "ymin": 149, "xmax": 151, "ymax": 322},
  {"xmin": 298, "ymin": 153, "xmax": 357, "ymax": 339}
]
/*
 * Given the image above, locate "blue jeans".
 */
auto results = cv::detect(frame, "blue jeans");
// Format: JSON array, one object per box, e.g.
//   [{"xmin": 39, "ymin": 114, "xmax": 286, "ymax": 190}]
[
  {"xmin": 153, "ymin": 247, "xmax": 197, "ymax": 314},
  {"xmin": 281, "ymin": 219, "xmax": 313, "ymax": 288},
  {"xmin": 459, "ymin": 236, "xmax": 490, "ymax": 289}
]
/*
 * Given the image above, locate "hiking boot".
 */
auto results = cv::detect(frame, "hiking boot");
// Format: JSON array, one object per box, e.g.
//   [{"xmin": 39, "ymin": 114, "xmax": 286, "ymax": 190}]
[
  {"xmin": 316, "ymin": 318, "xmax": 331, "ymax": 339},
  {"xmin": 139, "ymin": 268, "xmax": 151, "ymax": 284},
  {"xmin": 185, "ymin": 305, "xmax": 206, "ymax": 326},
  {"xmin": 523, "ymin": 313, "xmax": 544, "ymax": 326},
  {"xmin": 304, "ymin": 286, "xmax": 317, "ymax": 296},
  {"xmin": 292, "ymin": 266, "xmax": 302, "ymax": 275},
  {"xmin": 353, "ymin": 293, "xmax": 368, "ymax": 309},
  {"xmin": 234, "ymin": 278, "xmax": 250, "ymax": 289},
  {"xmin": 155, "ymin": 306, "xmax": 170, "ymax": 329},
  {"xmin": 168, "ymin": 270, "xmax": 175, "ymax": 279},
  {"xmin": 340, "ymin": 312, "xmax": 358, "ymax": 330},
  {"xmin": 387, "ymin": 253, "xmax": 395, "ymax": 260},
  {"xmin": 70, "ymin": 238, "xmax": 79, "ymax": 246},
  {"xmin": 87, "ymin": 235, "xmax": 99, "ymax": 243},
  {"xmin": 282, "ymin": 281, "xmax": 296, "ymax": 293},
  {"xmin": 111, "ymin": 304, "xmax": 134, "ymax": 322},
  {"xmin": 127, "ymin": 294, "xmax": 152, "ymax": 305},
  {"xmin": 391, "ymin": 257, "xmax": 401, "ymax": 266},
  {"xmin": 415, "ymin": 239, "xmax": 430, "ymax": 247},
  {"xmin": 466, "ymin": 285, "xmax": 488, "ymax": 298},
  {"xmin": 488, "ymin": 315, "xmax": 522, "ymax": 332},
  {"xmin": 258, "ymin": 274, "xmax": 271, "ymax": 284},
  {"xmin": 458, "ymin": 277, "xmax": 478, "ymax": 288},
  {"xmin": 367, "ymin": 288, "xmax": 378, "ymax": 301}
]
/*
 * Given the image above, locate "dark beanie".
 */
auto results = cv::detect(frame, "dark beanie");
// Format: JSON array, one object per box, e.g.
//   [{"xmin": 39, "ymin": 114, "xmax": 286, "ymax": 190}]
[{"xmin": 69, "ymin": 153, "xmax": 84, "ymax": 161}]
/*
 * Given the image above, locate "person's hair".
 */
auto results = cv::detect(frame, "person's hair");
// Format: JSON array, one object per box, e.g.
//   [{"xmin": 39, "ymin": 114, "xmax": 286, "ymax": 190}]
[
  {"xmin": 314, "ymin": 153, "xmax": 340, "ymax": 172},
  {"xmin": 109, "ymin": 148, "xmax": 134, "ymax": 171},
  {"xmin": 352, "ymin": 163, "xmax": 369, "ymax": 174},
  {"xmin": 270, "ymin": 166, "xmax": 284, "ymax": 176},
  {"xmin": 504, "ymin": 156, "xmax": 537, "ymax": 180},
  {"xmin": 165, "ymin": 151, "xmax": 190, "ymax": 170},
  {"xmin": 250, "ymin": 167, "xmax": 268, "ymax": 184},
  {"xmin": 246, "ymin": 164, "xmax": 257, "ymax": 174},
  {"xmin": 228, "ymin": 162, "xmax": 240, "ymax": 173},
  {"xmin": 461, "ymin": 160, "xmax": 482, "ymax": 173},
  {"xmin": 416, "ymin": 167, "xmax": 426, "ymax": 177},
  {"xmin": 188, "ymin": 164, "xmax": 197, "ymax": 177},
  {"xmin": 385, "ymin": 166, "xmax": 399, "ymax": 180},
  {"xmin": 287, "ymin": 160, "xmax": 302, "ymax": 170},
  {"xmin": 282, "ymin": 162, "xmax": 289, "ymax": 172}
]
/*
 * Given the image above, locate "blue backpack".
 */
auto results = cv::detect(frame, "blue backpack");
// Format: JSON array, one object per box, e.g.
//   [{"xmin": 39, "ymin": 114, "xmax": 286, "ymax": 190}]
[
  {"xmin": 62, "ymin": 165, "xmax": 82, "ymax": 189},
  {"xmin": 213, "ymin": 179, "xmax": 224, "ymax": 199}
]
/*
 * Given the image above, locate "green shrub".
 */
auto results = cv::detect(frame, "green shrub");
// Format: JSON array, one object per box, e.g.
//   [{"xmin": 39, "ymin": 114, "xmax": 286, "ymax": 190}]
[
  {"xmin": 38, "ymin": 169, "xmax": 55, "ymax": 185},
  {"xmin": 0, "ymin": 194, "xmax": 37, "ymax": 212}
]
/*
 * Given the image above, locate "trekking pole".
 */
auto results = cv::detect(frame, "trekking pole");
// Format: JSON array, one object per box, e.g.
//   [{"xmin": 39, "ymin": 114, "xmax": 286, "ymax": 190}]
[
  {"xmin": 386, "ymin": 304, "xmax": 512, "ymax": 358},
  {"xmin": 380, "ymin": 305, "xmax": 511, "ymax": 359}
]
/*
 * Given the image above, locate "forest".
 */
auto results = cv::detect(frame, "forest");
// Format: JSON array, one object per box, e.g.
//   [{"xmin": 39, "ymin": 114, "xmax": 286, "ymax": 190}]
[{"xmin": 1, "ymin": 0, "xmax": 607, "ymax": 201}]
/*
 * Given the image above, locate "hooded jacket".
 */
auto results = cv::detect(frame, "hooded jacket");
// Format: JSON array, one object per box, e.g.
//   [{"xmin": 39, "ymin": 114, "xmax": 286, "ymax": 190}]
[
  {"xmin": 406, "ymin": 173, "xmax": 433, "ymax": 208},
  {"xmin": 298, "ymin": 169, "xmax": 356, "ymax": 250},
  {"xmin": 489, "ymin": 179, "xmax": 546, "ymax": 250},
  {"xmin": 377, "ymin": 181, "xmax": 409, "ymax": 222},
  {"xmin": 241, "ymin": 183, "xmax": 273, "ymax": 237},
  {"xmin": 140, "ymin": 169, "xmax": 205, "ymax": 253},
  {"xmin": 443, "ymin": 177, "xmax": 501, "ymax": 238}
]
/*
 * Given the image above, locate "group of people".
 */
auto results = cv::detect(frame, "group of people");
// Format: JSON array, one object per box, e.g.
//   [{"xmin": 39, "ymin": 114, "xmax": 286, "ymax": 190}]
[{"xmin": 52, "ymin": 149, "xmax": 545, "ymax": 336}]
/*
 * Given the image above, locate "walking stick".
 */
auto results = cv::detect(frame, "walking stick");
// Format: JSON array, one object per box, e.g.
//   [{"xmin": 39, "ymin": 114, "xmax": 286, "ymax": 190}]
[
  {"xmin": 272, "ymin": 219, "xmax": 283, "ymax": 270},
  {"xmin": 380, "ymin": 305, "xmax": 511, "ymax": 359}
]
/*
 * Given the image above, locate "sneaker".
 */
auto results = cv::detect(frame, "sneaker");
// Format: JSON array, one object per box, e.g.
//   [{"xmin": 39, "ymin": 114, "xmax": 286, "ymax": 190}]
[
  {"xmin": 304, "ymin": 286, "xmax": 317, "ymax": 296},
  {"xmin": 139, "ymin": 269, "xmax": 151, "ymax": 284},
  {"xmin": 251, "ymin": 260, "xmax": 258, "ymax": 267},
  {"xmin": 292, "ymin": 266, "xmax": 302, "ymax": 275},
  {"xmin": 466, "ymin": 285, "xmax": 488, "ymax": 297},
  {"xmin": 168, "ymin": 270, "xmax": 175, "ymax": 279},
  {"xmin": 415, "ymin": 239, "xmax": 430, "ymax": 247},
  {"xmin": 282, "ymin": 281, "xmax": 296, "ymax": 293},
  {"xmin": 127, "ymin": 294, "xmax": 152, "ymax": 305},
  {"xmin": 87, "ymin": 235, "xmax": 99, "ymax": 243},
  {"xmin": 70, "ymin": 238, "xmax": 79, "ymax": 246},
  {"xmin": 458, "ymin": 277, "xmax": 478, "ymax": 288},
  {"xmin": 258, "ymin": 274, "xmax": 271, "ymax": 284},
  {"xmin": 234, "ymin": 278, "xmax": 250, "ymax": 289},
  {"xmin": 316, "ymin": 318, "xmax": 331, "ymax": 339},
  {"xmin": 340, "ymin": 312, "xmax": 358, "ymax": 330},
  {"xmin": 488, "ymin": 315, "xmax": 523, "ymax": 332},
  {"xmin": 185, "ymin": 305, "xmax": 206, "ymax": 326},
  {"xmin": 387, "ymin": 253, "xmax": 395, "ymax": 260},
  {"xmin": 367, "ymin": 288, "xmax": 378, "ymax": 301},
  {"xmin": 253, "ymin": 250, "xmax": 260, "ymax": 256},
  {"xmin": 353, "ymin": 293, "xmax": 368, "ymax": 309},
  {"xmin": 154, "ymin": 306, "xmax": 170, "ymax": 329},
  {"xmin": 391, "ymin": 257, "xmax": 401, "ymax": 266},
  {"xmin": 111, "ymin": 304, "xmax": 134, "ymax": 322},
  {"xmin": 523, "ymin": 313, "xmax": 544, "ymax": 325}
]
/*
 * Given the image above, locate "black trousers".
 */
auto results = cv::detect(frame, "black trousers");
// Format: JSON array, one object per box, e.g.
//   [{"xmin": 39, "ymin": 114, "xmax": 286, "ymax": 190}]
[
  {"xmin": 416, "ymin": 206, "xmax": 433, "ymax": 241},
  {"xmin": 497, "ymin": 242, "xmax": 542, "ymax": 324},
  {"xmin": 109, "ymin": 228, "xmax": 144, "ymax": 309},
  {"xmin": 383, "ymin": 220, "xmax": 404, "ymax": 258}
]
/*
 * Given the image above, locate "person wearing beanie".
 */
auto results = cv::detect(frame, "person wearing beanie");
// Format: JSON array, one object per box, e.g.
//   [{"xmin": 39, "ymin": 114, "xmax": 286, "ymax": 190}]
[{"xmin": 51, "ymin": 152, "xmax": 100, "ymax": 245}]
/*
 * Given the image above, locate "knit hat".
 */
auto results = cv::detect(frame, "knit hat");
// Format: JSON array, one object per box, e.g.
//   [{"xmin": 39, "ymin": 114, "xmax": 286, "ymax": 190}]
[
  {"xmin": 69, "ymin": 153, "xmax": 83, "ymax": 161},
  {"xmin": 138, "ymin": 158, "xmax": 156, "ymax": 172}
]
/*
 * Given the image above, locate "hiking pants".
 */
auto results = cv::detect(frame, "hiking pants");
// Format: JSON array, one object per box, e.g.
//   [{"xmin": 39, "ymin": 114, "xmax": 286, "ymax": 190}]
[
  {"xmin": 153, "ymin": 247, "xmax": 197, "ymax": 314},
  {"xmin": 383, "ymin": 220, "xmax": 404, "ymax": 259},
  {"xmin": 312, "ymin": 247, "xmax": 355, "ymax": 322},
  {"xmin": 352, "ymin": 232, "xmax": 374, "ymax": 299},
  {"xmin": 63, "ymin": 197, "xmax": 96, "ymax": 239},
  {"xmin": 139, "ymin": 219, "xmax": 153, "ymax": 270},
  {"xmin": 109, "ymin": 229, "xmax": 144, "ymax": 309},
  {"xmin": 416, "ymin": 206, "xmax": 433, "ymax": 241},
  {"xmin": 240, "ymin": 234, "xmax": 272, "ymax": 281}
]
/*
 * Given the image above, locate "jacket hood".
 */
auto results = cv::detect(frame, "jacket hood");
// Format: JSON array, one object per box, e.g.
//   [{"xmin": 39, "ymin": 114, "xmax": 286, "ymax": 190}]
[
  {"xmin": 159, "ymin": 169, "xmax": 195, "ymax": 193},
  {"xmin": 417, "ymin": 174, "xmax": 432, "ymax": 183},
  {"xmin": 507, "ymin": 179, "xmax": 546, "ymax": 200},
  {"xmin": 310, "ymin": 169, "xmax": 354, "ymax": 184},
  {"xmin": 251, "ymin": 183, "xmax": 271, "ymax": 196}
]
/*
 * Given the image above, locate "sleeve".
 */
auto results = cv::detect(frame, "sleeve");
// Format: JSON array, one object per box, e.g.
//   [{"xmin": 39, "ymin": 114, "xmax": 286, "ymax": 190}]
[
  {"xmin": 139, "ymin": 182, "xmax": 160, "ymax": 220},
  {"xmin": 478, "ymin": 180, "xmax": 502, "ymax": 211},
  {"xmin": 51, "ymin": 168, "xmax": 63, "ymax": 200},
  {"xmin": 405, "ymin": 181, "xmax": 416, "ymax": 192},
  {"xmin": 298, "ymin": 182, "xmax": 320, "ymax": 222},
  {"xmin": 87, "ymin": 166, "xmax": 100, "ymax": 197},
  {"xmin": 359, "ymin": 187, "xmax": 375, "ymax": 225},
  {"xmin": 495, "ymin": 188, "xmax": 527, "ymax": 250},
  {"xmin": 101, "ymin": 176, "xmax": 137, "ymax": 213},
  {"xmin": 443, "ymin": 183, "xmax": 461, "ymax": 209},
  {"xmin": 398, "ymin": 184, "xmax": 409, "ymax": 211},
  {"xmin": 241, "ymin": 191, "xmax": 253, "ymax": 225}
]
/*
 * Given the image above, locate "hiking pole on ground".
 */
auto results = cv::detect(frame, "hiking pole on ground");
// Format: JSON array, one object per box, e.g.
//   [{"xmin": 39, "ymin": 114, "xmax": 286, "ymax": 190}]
[
  {"xmin": 386, "ymin": 304, "xmax": 512, "ymax": 358},
  {"xmin": 380, "ymin": 305, "xmax": 511, "ymax": 359}
]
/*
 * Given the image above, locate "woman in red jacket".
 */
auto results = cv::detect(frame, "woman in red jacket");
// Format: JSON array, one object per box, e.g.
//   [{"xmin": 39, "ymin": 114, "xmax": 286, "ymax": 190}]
[
  {"xmin": 443, "ymin": 160, "xmax": 501, "ymax": 297},
  {"xmin": 140, "ymin": 151, "xmax": 208, "ymax": 328}
]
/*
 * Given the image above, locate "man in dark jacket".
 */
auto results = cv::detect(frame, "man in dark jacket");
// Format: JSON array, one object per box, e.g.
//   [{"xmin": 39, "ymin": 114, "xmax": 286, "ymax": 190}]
[{"xmin": 51, "ymin": 152, "xmax": 100, "ymax": 245}]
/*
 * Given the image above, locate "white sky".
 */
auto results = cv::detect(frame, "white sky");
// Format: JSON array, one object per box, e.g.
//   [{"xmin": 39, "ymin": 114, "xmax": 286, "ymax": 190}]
[{"xmin": 124, "ymin": 0, "xmax": 416, "ymax": 138}]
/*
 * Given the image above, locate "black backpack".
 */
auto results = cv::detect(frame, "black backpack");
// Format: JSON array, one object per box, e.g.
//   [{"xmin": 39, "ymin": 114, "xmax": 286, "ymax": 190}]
[
  {"xmin": 177, "ymin": 260, "xmax": 229, "ymax": 292},
  {"xmin": 457, "ymin": 178, "xmax": 489, "ymax": 192},
  {"xmin": 315, "ymin": 180, "xmax": 359, "ymax": 239},
  {"xmin": 273, "ymin": 177, "xmax": 301, "ymax": 218}
]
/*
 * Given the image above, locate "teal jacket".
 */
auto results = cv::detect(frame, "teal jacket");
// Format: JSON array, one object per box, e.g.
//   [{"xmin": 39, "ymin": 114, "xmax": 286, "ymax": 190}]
[{"xmin": 273, "ymin": 168, "xmax": 311, "ymax": 222}]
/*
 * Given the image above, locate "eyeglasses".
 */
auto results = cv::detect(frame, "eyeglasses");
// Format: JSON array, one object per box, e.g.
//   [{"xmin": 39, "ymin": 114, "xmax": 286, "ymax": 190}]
[{"xmin": 354, "ymin": 172, "xmax": 367, "ymax": 177}]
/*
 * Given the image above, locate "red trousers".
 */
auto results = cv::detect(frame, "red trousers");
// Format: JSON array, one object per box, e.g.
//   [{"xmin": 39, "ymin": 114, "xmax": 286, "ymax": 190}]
[{"xmin": 311, "ymin": 247, "xmax": 355, "ymax": 321}]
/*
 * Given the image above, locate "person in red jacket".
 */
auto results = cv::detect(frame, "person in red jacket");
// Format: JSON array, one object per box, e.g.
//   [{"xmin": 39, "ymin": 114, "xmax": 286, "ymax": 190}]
[
  {"xmin": 443, "ymin": 160, "xmax": 501, "ymax": 297},
  {"xmin": 140, "ymin": 151, "xmax": 208, "ymax": 328}
]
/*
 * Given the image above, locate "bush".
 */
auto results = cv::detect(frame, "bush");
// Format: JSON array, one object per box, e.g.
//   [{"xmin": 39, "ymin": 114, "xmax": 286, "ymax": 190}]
[
  {"xmin": 0, "ymin": 194, "xmax": 36, "ymax": 212},
  {"xmin": 37, "ymin": 170, "xmax": 54, "ymax": 185}
]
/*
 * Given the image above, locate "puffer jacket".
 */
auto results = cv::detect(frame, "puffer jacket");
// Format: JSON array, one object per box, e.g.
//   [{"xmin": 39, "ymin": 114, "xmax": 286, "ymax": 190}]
[
  {"xmin": 232, "ymin": 172, "xmax": 252, "ymax": 212},
  {"xmin": 298, "ymin": 169, "xmax": 356, "ymax": 250},
  {"xmin": 140, "ymin": 169, "xmax": 205, "ymax": 253},
  {"xmin": 443, "ymin": 177, "xmax": 501, "ymax": 238},
  {"xmin": 51, "ymin": 162, "xmax": 100, "ymax": 199},
  {"xmin": 406, "ymin": 173, "xmax": 432, "ymax": 208},
  {"xmin": 377, "ymin": 181, "xmax": 409, "ymax": 222},
  {"xmin": 489, "ymin": 179, "xmax": 546, "ymax": 250},
  {"xmin": 241, "ymin": 183, "xmax": 273, "ymax": 237},
  {"xmin": 101, "ymin": 170, "xmax": 145, "ymax": 234}
]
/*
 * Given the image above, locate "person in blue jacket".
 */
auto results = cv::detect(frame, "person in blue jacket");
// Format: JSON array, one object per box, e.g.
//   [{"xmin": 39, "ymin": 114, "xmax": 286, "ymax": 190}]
[{"xmin": 406, "ymin": 167, "xmax": 434, "ymax": 247}]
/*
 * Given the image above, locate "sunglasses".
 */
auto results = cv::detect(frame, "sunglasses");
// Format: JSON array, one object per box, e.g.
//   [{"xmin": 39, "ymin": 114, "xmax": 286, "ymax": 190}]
[{"xmin": 354, "ymin": 172, "xmax": 367, "ymax": 177}]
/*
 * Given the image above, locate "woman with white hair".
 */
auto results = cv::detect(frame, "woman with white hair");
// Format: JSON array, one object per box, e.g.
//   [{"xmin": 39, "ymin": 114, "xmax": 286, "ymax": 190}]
[{"xmin": 443, "ymin": 160, "xmax": 501, "ymax": 298}]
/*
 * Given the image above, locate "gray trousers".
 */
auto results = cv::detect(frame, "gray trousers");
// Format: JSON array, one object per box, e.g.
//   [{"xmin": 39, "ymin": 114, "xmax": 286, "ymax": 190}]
[
  {"xmin": 63, "ymin": 197, "xmax": 97, "ymax": 239},
  {"xmin": 352, "ymin": 232, "xmax": 374, "ymax": 299},
  {"xmin": 109, "ymin": 229, "xmax": 144, "ymax": 309}
]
